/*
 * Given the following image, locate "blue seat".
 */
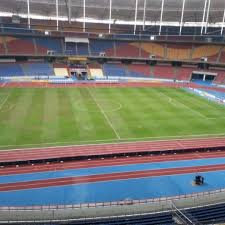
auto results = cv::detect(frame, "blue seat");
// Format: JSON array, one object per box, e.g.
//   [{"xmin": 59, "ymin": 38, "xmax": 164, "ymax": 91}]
[
  {"xmin": 77, "ymin": 43, "xmax": 89, "ymax": 55},
  {"xmin": 21, "ymin": 63, "xmax": 54, "ymax": 76},
  {"xmin": 36, "ymin": 37, "xmax": 62, "ymax": 53},
  {"xmin": 89, "ymin": 40, "xmax": 114, "ymax": 55},
  {"xmin": 0, "ymin": 63, "xmax": 24, "ymax": 76},
  {"xmin": 103, "ymin": 64, "xmax": 126, "ymax": 77}
]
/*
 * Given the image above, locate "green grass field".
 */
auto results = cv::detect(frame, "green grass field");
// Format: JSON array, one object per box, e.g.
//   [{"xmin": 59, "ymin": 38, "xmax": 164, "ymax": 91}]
[{"xmin": 0, "ymin": 87, "xmax": 225, "ymax": 150}]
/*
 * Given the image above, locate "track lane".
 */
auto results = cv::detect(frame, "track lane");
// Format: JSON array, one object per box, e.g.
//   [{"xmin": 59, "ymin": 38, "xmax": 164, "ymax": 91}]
[
  {"xmin": 1, "ymin": 163, "xmax": 225, "ymax": 192},
  {"xmin": 1, "ymin": 150, "xmax": 225, "ymax": 176},
  {"xmin": 2, "ymin": 81, "xmax": 225, "ymax": 93},
  {"xmin": 0, "ymin": 137, "xmax": 225, "ymax": 163}
]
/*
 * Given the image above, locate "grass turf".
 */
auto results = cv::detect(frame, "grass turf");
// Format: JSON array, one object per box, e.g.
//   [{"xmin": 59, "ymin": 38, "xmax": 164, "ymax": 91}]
[{"xmin": 0, "ymin": 87, "xmax": 225, "ymax": 150}]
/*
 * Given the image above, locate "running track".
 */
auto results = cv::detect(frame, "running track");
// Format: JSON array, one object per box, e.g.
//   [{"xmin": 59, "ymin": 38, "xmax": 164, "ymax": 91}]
[
  {"xmin": 0, "ymin": 137, "xmax": 225, "ymax": 163},
  {"xmin": 1, "ymin": 163, "xmax": 225, "ymax": 192},
  {"xmin": 1, "ymin": 150, "xmax": 225, "ymax": 176},
  {"xmin": 2, "ymin": 81, "xmax": 225, "ymax": 93}
]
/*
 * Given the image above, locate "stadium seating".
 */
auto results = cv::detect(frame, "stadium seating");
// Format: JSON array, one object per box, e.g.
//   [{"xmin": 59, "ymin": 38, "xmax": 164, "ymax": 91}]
[
  {"xmin": 6, "ymin": 36, "xmax": 35, "ymax": 55},
  {"xmin": 153, "ymin": 65, "xmax": 176, "ymax": 79},
  {"xmin": 0, "ymin": 33, "xmax": 224, "ymax": 65},
  {"xmin": 213, "ymin": 70, "xmax": 225, "ymax": 84},
  {"xmin": 0, "ymin": 37, "xmax": 6, "ymax": 54},
  {"xmin": 115, "ymin": 41, "xmax": 140, "ymax": 57},
  {"xmin": 89, "ymin": 68, "xmax": 104, "ymax": 78},
  {"xmin": 77, "ymin": 43, "xmax": 89, "ymax": 55},
  {"xmin": 54, "ymin": 68, "xmax": 68, "ymax": 76},
  {"xmin": 188, "ymin": 202, "xmax": 225, "ymax": 224},
  {"xmin": 166, "ymin": 43, "xmax": 191, "ymax": 60},
  {"xmin": 219, "ymin": 47, "xmax": 225, "ymax": 63},
  {"xmin": 89, "ymin": 39, "xmax": 114, "ymax": 56},
  {"xmin": 69, "ymin": 211, "xmax": 174, "ymax": 225},
  {"xmin": 175, "ymin": 67, "xmax": 193, "ymax": 81},
  {"xmin": 53, "ymin": 64, "xmax": 69, "ymax": 76},
  {"xmin": 35, "ymin": 37, "xmax": 63, "ymax": 54},
  {"xmin": 139, "ymin": 42, "xmax": 165, "ymax": 58},
  {"xmin": 0, "ymin": 63, "xmax": 24, "ymax": 76},
  {"xmin": 127, "ymin": 64, "xmax": 151, "ymax": 77},
  {"xmin": 191, "ymin": 44, "xmax": 221, "ymax": 62},
  {"xmin": 64, "ymin": 202, "xmax": 225, "ymax": 225},
  {"xmin": 88, "ymin": 63, "xmax": 104, "ymax": 78},
  {"xmin": 103, "ymin": 63, "xmax": 126, "ymax": 77},
  {"xmin": 65, "ymin": 42, "xmax": 76, "ymax": 55},
  {"xmin": 21, "ymin": 63, "xmax": 54, "ymax": 76}
]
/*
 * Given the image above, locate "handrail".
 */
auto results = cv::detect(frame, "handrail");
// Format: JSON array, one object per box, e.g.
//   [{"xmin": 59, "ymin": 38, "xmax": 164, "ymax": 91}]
[{"xmin": 0, "ymin": 188, "xmax": 225, "ymax": 211}]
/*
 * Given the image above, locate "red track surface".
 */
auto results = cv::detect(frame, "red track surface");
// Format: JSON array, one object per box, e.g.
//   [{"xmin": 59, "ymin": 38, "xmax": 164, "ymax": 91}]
[
  {"xmin": 1, "ymin": 163, "xmax": 225, "ymax": 192},
  {"xmin": 0, "ymin": 137, "xmax": 225, "ymax": 163},
  {"xmin": 2, "ymin": 81, "xmax": 225, "ymax": 92},
  {"xmin": 1, "ymin": 150, "xmax": 225, "ymax": 176}
]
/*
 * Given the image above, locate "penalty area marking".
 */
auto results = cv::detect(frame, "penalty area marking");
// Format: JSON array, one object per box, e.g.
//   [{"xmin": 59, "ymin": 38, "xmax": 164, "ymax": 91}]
[
  {"xmin": 0, "ymin": 94, "xmax": 10, "ymax": 111},
  {"xmin": 0, "ymin": 103, "xmax": 15, "ymax": 113},
  {"xmin": 158, "ymin": 90, "xmax": 208, "ymax": 119},
  {"xmin": 87, "ymin": 87, "xmax": 121, "ymax": 140}
]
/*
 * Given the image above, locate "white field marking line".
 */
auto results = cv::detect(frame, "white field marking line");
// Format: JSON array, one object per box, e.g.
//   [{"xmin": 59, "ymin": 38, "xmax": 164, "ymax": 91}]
[
  {"xmin": 0, "ymin": 94, "xmax": 10, "ymax": 111},
  {"xmin": 75, "ymin": 99, "xmax": 122, "ymax": 113},
  {"xmin": 207, "ymin": 116, "xmax": 225, "ymax": 120},
  {"xmin": 87, "ymin": 87, "xmax": 121, "ymax": 140},
  {"xmin": 1, "ymin": 133, "xmax": 225, "ymax": 151},
  {"xmin": 183, "ymin": 88, "xmax": 225, "ymax": 111},
  {"xmin": 158, "ymin": 90, "xmax": 207, "ymax": 119}
]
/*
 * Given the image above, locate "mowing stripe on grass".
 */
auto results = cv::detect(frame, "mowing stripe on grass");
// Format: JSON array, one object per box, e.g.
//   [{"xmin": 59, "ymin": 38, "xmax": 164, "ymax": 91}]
[
  {"xmin": 87, "ymin": 88, "xmax": 121, "ymax": 139},
  {"xmin": 0, "ymin": 87, "xmax": 224, "ymax": 150}
]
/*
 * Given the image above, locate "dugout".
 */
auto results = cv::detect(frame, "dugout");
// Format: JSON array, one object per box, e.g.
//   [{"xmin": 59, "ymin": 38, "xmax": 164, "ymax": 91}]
[{"xmin": 191, "ymin": 71, "xmax": 217, "ymax": 82}]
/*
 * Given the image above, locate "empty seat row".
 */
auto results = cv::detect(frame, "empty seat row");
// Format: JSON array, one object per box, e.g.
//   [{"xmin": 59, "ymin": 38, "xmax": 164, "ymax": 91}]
[{"xmin": 0, "ymin": 63, "xmax": 55, "ymax": 76}]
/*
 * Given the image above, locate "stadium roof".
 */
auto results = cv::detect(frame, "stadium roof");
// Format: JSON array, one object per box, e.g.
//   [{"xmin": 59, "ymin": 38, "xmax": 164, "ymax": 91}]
[{"xmin": 0, "ymin": 0, "xmax": 225, "ymax": 33}]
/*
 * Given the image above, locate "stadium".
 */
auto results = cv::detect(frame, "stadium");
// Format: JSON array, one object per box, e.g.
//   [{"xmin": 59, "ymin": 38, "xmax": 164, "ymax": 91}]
[{"xmin": 0, "ymin": 0, "xmax": 225, "ymax": 224}]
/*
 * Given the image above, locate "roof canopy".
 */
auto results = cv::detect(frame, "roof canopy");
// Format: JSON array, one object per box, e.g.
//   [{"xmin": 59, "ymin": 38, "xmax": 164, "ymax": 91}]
[{"xmin": 0, "ymin": 0, "xmax": 224, "ymax": 34}]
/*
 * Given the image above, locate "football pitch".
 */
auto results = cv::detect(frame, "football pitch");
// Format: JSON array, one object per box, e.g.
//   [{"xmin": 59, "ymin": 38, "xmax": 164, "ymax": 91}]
[{"xmin": 0, "ymin": 87, "xmax": 225, "ymax": 150}]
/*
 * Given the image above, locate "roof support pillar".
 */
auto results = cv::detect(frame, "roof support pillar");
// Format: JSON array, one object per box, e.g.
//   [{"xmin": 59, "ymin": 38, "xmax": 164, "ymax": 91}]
[
  {"xmin": 83, "ymin": 0, "xmax": 86, "ymax": 32},
  {"xmin": 221, "ymin": 8, "xmax": 225, "ymax": 35},
  {"xmin": 27, "ymin": 0, "xmax": 30, "ymax": 29},
  {"xmin": 179, "ymin": 0, "xmax": 185, "ymax": 35},
  {"xmin": 56, "ymin": 0, "xmax": 59, "ymax": 31},
  {"xmin": 159, "ymin": 0, "xmax": 164, "ymax": 35},
  {"xmin": 134, "ymin": 0, "xmax": 138, "ymax": 34},
  {"xmin": 201, "ymin": 0, "xmax": 207, "ymax": 35},
  {"xmin": 142, "ymin": 0, "xmax": 147, "ymax": 31},
  {"xmin": 68, "ymin": 0, "xmax": 71, "ymax": 23},
  {"xmin": 109, "ymin": 0, "xmax": 112, "ymax": 34},
  {"xmin": 205, "ymin": 0, "xmax": 211, "ymax": 34}
]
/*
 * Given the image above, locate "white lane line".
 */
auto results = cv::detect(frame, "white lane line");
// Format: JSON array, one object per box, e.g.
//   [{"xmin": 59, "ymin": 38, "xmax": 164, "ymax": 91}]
[
  {"xmin": 158, "ymin": 90, "xmax": 207, "ymax": 119},
  {"xmin": 87, "ymin": 87, "xmax": 121, "ymax": 140}
]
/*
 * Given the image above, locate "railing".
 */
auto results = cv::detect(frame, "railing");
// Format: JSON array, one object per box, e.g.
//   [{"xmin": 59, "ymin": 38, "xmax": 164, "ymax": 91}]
[
  {"xmin": 1, "ymin": 188, "xmax": 225, "ymax": 212},
  {"xmin": 1, "ymin": 24, "xmax": 225, "ymax": 43}
]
